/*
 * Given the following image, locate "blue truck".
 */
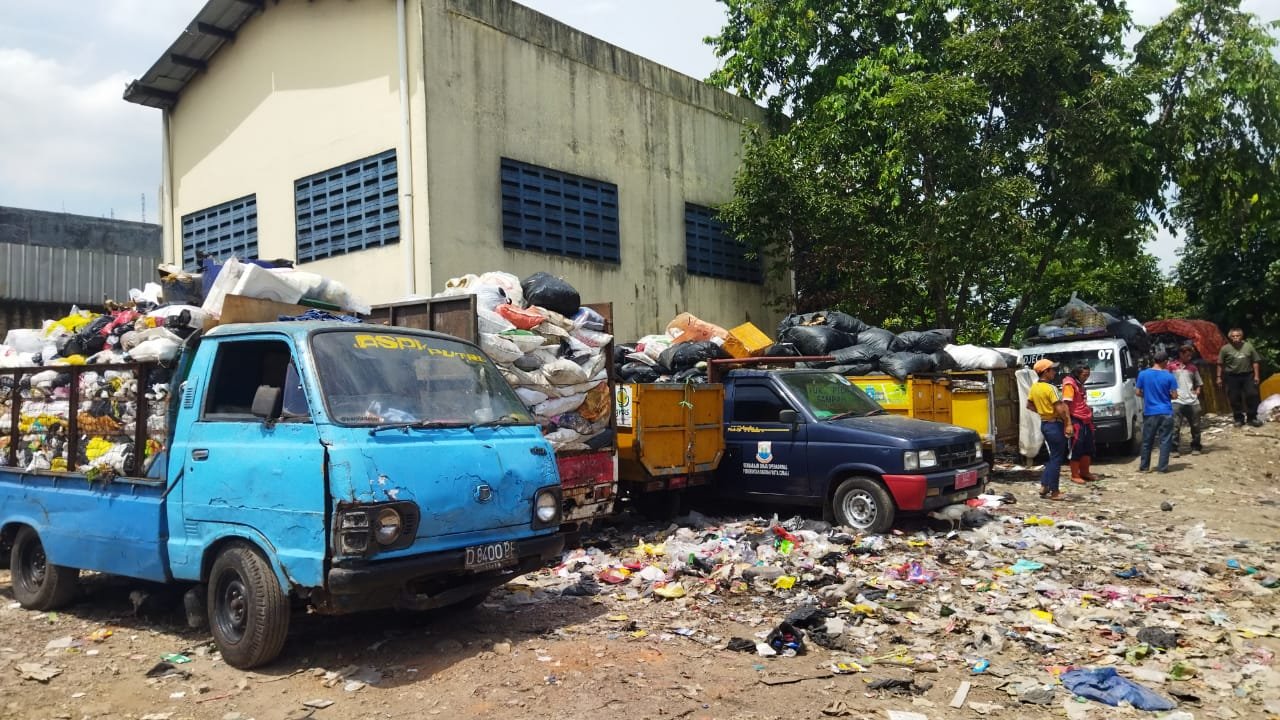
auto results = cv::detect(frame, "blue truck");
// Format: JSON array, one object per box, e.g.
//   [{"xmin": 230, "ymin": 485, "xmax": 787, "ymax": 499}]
[
  {"xmin": 0, "ymin": 321, "xmax": 564, "ymax": 668},
  {"xmin": 620, "ymin": 362, "xmax": 990, "ymax": 531}
]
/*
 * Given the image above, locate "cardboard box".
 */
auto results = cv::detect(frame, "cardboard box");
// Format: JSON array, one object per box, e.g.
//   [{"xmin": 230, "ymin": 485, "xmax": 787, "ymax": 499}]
[
  {"xmin": 217, "ymin": 294, "xmax": 311, "ymax": 326},
  {"xmin": 724, "ymin": 322, "xmax": 773, "ymax": 358}
]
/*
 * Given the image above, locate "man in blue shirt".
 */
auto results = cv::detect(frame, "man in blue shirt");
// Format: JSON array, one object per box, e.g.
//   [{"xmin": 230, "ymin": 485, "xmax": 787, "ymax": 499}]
[{"xmin": 1135, "ymin": 350, "xmax": 1180, "ymax": 473}]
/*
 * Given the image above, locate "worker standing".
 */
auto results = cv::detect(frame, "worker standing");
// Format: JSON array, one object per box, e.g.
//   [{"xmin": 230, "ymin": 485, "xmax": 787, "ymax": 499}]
[
  {"xmin": 1061, "ymin": 363, "xmax": 1098, "ymax": 483},
  {"xmin": 1217, "ymin": 328, "xmax": 1264, "ymax": 427},
  {"xmin": 1027, "ymin": 359, "xmax": 1072, "ymax": 500},
  {"xmin": 1168, "ymin": 343, "xmax": 1203, "ymax": 456},
  {"xmin": 1136, "ymin": 350, "xmax": 1179, "ymax": 473}
]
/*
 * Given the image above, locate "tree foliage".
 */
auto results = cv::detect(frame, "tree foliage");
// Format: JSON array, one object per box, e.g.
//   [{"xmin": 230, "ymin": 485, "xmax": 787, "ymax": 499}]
[
  {"xmin": 707, "ymin": 0, "xmax": 1275, "ymax": 354},
  {"xmin": 1136, "ymin": 0, "xmax": 1280, "ymax": 367}
]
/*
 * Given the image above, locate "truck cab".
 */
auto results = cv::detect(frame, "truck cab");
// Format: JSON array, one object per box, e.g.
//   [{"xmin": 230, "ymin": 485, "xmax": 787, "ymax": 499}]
[
  {"xmin": 715, "ymin": 369, "xmax": 988, "ymax": 532},
  {"xmin": 1019, "ymin": 337, "xmax": 1142, "ymax": 451}
]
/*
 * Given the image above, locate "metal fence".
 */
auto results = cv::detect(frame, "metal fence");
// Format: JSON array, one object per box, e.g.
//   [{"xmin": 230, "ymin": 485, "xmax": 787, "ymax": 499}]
[{"xmin": 0, "ymin": 242, "xmax": 157, "ymax": 305}]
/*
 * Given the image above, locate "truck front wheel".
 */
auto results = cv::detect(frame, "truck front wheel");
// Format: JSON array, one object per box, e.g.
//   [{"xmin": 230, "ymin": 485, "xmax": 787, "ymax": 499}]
[
  {"xmin": 10, "ymin": 526, "xmax": 78, "ymax": 610},
  {"xmin": 207, "ymin": 543, "xmax": 290, "ymax": 669},
  {"xmin": 832, "ymin": 477, "xmax": 895, "ymax": 534}
]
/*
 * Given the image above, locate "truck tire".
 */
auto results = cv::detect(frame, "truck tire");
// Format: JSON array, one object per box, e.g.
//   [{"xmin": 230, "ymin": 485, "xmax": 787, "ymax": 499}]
[
  {"xmin": 9, "ymin": 526, "xmax": 79, "ymax": 610},
  {"xmin": 832, "ymin": 477, "xmax": 895, "ymax": 534},
  {"xmin": 207, "ymin": 543, "xmax": 290, "ymax": 669}
]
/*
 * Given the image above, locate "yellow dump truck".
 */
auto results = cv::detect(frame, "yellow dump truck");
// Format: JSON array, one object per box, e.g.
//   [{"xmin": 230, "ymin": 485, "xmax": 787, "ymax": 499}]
[
  {"xmin": 846, "ymin": 369, "xmax": 1019, "ymax": 459},
  {"xmin": 615, "ymin": 382, "xmax": 725, "ymax": 515}
]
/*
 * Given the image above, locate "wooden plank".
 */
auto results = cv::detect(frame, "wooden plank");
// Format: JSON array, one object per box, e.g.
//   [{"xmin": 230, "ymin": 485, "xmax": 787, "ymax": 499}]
[
  {"xmin": 218, "ymin": 294, "xmax": 310, "ymax": 326},
  {"xmin": 949, "ymin": 680, "xmax": 972, "ymax": 708}
]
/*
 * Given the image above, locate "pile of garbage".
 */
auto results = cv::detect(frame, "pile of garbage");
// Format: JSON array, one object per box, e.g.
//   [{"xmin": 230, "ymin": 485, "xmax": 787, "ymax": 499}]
[
  {"xmin": 432, "ymin": 271, "xmax": 612, "ymax": 452},
  {"xmin": 615, "ymin": 309, "xmax": 1020, "ymax": 385},
  {"xmin": 504, "ymin": 500, "xmax": 1280, "ymax": 715},
  {"xmin": 0, "ymin": 257, "xmax": 370, "ymax": 478},
  {"xmin": 1025, "ymin": 293, "xmax": 1150, "ymax": 355}
]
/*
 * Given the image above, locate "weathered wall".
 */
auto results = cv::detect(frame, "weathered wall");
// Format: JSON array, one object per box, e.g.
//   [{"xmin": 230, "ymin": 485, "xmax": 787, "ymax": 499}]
[
  {"xmin": 0, "ymin": 206, "xmax": 161, "ymax": 257},
  {"xmin": 166, "ymin": 0, "xmax": 409, "ymax": 306},
  {"xmin": 419, "ymin": 0, "xmax": 785, "ymax": 340}
]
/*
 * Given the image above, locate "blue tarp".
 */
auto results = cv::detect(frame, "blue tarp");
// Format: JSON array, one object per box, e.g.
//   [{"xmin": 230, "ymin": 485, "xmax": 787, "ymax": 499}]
[{"xmin": 1061, "ymin": 667, "xmax": 1176, "ymax": 711}]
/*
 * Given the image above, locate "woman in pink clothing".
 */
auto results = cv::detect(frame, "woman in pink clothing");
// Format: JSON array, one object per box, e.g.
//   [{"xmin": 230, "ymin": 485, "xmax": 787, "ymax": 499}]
[{"xmin": 1061, "ymin": 363, "xmax": 1099, "ymax": 483}]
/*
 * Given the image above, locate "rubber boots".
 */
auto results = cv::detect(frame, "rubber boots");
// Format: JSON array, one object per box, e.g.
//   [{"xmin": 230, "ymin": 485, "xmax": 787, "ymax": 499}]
[{"xmin": 1080, "ymin": 455, "xmax": 1099, "ymax": 482}]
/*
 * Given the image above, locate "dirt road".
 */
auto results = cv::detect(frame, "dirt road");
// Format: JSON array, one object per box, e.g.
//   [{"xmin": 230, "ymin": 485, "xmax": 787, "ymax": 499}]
[{"xmin": 1, "ymin": 415, "xmax": 1277, "ymax": 720}]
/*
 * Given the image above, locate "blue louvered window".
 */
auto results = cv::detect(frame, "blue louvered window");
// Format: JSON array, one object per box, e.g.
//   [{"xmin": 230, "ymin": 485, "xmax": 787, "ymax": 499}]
[
  {"xmin": 181, "ymin": 194, "xmax": 258, "ymax": 270},
  {"xmin": 501, "ymin": 158, "xmax": 620, "ymax": 263},
  {"xmin": 685, "ymin": 203, "xmax": 762, "ymax": 284},
  {"xmin": 295, "ymin": 149, "xmax": 400, "ymax": 263}
]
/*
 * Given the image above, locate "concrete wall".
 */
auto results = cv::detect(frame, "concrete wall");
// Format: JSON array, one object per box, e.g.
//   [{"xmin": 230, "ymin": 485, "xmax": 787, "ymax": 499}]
[
  {"xmin": 419, "ymin": 0, "xmax": 785, "ymax": 340},
  {"xmin": 165, "ymin": 0, "xmax": 409, "ymax": 305},
  {"xmin": 0, "ymin": 206, "xmax": 161, "ymax": 256}
]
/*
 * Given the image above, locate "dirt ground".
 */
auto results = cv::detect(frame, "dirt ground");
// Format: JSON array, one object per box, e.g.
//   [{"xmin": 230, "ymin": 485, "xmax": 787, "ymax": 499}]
[{"xmin": 1, "ymin": 414, "xmax": 1277, "ymax": 720}]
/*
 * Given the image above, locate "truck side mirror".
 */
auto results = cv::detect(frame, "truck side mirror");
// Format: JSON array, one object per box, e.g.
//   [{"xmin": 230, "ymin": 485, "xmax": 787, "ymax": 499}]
[
  {"xmin": 251, "ymin": 385, "xmax": 283, "ymax": 421},
  {"xmin": 779, "ymin": 409, "xmax": 799, "ymax": 424}
]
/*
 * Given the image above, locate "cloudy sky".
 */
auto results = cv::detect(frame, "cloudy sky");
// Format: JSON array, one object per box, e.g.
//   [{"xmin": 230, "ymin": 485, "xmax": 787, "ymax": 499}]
[{"xmin": 1, "ymin": 0, "xmax": 1275, "ymax": 270}]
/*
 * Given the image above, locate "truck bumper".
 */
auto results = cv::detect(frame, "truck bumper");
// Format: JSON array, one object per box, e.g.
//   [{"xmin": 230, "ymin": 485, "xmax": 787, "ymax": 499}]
[
  {"xmin": 315, "ymin": 533, "xmax": 565, "ymax": 613},
  {"xmin": 1093, "ymin": 417, "xmax": 1129, "ymax": 444},
  {"xmin": 883, "ymin": 463, "xmax": 989, "ymax": 512}
]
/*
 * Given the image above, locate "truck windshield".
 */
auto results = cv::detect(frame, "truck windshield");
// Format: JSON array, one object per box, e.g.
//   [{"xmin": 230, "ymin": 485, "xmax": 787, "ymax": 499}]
[
  {"xmin": 779, "ymin": 372, "xmax": 883, "ymax": 420},
  {"xmin": 311, "ymin": 331, "xmax": 534, "ymax": 427},
  {"xmin": 1022, "ymin": 349, "xmax": 1117, "ymax": 387}
]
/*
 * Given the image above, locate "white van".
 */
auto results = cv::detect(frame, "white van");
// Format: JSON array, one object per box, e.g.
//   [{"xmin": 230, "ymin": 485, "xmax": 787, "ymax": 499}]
[{"xmin": 1019, "ymin": 337, "xmax": 1143, "ymax": 453}]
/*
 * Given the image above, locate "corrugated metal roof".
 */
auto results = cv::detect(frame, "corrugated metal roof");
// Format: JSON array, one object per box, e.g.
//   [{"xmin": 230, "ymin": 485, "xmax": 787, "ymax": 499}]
[
  {"xmin": 122, "ymin": 0, "xmax": 263, "ymax": 110},
  {"xmin": 0, "ymin": 243, "xmax": 158, "ymax": 305}
]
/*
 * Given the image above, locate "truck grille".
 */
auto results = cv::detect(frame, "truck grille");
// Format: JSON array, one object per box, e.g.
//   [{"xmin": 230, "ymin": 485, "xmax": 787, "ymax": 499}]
[{"xmin": 934, "ymin": 443, "xmax": 975, "ymax": 470}]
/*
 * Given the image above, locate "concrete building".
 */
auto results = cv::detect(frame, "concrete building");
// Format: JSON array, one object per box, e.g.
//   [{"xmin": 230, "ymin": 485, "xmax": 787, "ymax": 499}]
[{"xmin": 123, "ymin": 0, "xmax": 785, "ymax": 339}]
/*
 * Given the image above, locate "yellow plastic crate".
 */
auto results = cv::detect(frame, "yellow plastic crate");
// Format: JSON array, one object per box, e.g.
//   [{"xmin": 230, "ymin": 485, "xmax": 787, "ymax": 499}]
[{"xmin": 724, "ymin": 322, "xmax": 774, "ymax": 358}]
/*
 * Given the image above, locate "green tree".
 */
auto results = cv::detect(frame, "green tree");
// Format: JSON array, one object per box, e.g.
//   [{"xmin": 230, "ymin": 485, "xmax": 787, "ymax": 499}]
[
  {"xmin": 1135, "ymin": 0, "xmax": 1280, "ymax": 369},
  {"xmin": 708, "ymin": 0, "xmax": 1159, "ymax": 343}
]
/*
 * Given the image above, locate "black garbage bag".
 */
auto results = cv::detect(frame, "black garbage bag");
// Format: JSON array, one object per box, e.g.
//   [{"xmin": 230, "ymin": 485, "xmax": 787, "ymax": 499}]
[
  {"xmin": 857, "ymin": 327, "xmax": 896, "ymax": 354},
  {"xmin": 619, "ymin": 362, "xmax": 661, "ymax": 383},
  {"xmin": 765, "ymin": 342, "xmax": 801, "ymax": 357},
  {"xmin": 766, "ymin": 621, "xmax": 806, "ymax": 655},
  {"xmin": 880, "ymin": 351, "xmax": 934, "ymax": 381},
  {"xmin": 521, "ymin": 272, "xmax": 581, "ymax": 317},
  {"xmin": 825, "ymin": 362, "xmax": 876, "ymax": 376},
  {"xmin": 613, "ymin": 344, "xmax": 637, "ymax": 367},
  {"xmin": 891, "ymin": 329, "xmax": 952, "ymax": 354},
  {"xmin": 585, "ymin": 429, "xmax": 615, "ymax": 450},
  {"xmin": 672, "ymin": 368, "xmax": 707, "ymax": 382},
  {"xmin": 1107, "ymin": 320, "xmax": 1151, "ymax": 355},
  {"xmin": 830, "ymin": 344, "xmax": 884, "ymax": 366},
  {"xmin": 777, "ymin": 310, "xmax": 868, "ymax": 337},
  {"xmin": 658, "ymin": 340, "xmax": 727, "ymax": 373},
  {"xmin": 931, "ymin": 349, "xmax": 957, "ymax": 372},
  {"xmin": 778, "ymin": 325, "xmax": 857, "ymax": 356}
]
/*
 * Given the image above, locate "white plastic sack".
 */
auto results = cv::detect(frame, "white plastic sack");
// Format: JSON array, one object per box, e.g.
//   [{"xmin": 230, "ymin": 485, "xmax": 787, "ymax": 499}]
[
  {"xmin": 501, "ymin": 331, "xmax": 546, "ymax": 354},
  {"xmin": 480, "ymin": 333, "xmax": 524, "ymax": 364},
  {"xmin": 1016, "ymin": 367, "xmax": 1044, "ymax": 460},
  {"xmin": 201, "ymin": 256, "xmax": 247, "ymax": 317},
  {"xmin": 637, "ymin": 334, "xmax": 674, "ymax": 362},
  {"xmin": 2, "ymin": 329, "xmax": 45, "ymax": 354},
  {"xmin": 438, "ymin": 274, "xmax": 481, "ymax": 296},
  {"xmin": 626, "ymin": 351, "xmax": 658, "ymax": 367},
  {"xmin": 478, "ymin": 271, "xmax": 525, "ymax": 306},
  {"xmin": 1259, "ymin": 393, "xmax": 1280, "ymax": 421},
  {"xmin": 542, "ymin": 358, "xmax": 590, "ymax": 386},
  {"xmin": 146, "ymin": 304, "xmax": 210, "ymax": 330},
  {"xmin": 123, "ymin": 326, "xmax": 183, "ymax": 352},
  {"xmin": 478, "ymin": 308, "xmax": 516, "ymax": 335},
  {"xmin": 515, "ymin": 387, "xmax": 549, "ymax": 406},
  {"xmin": 535, "ymin": 394, "xmax": 587, "ymax": 417},
  {"xmin": 944, "ymin": 343, "xmax": 1008, "ymax": 370},
  {"xmin": 232, "ymin": 264, "xmax": 306, "ymax": 305},
  {"xmin": 268, "ymin": 268, "xmax": 371, "ymax": 315},
  {"xmin": 129, "ymin": 282, "xmax": 164, "ymax": 306},
  {"xmin": 571, "ymin": 327, "xmax": 613, "ymax": 348},
  {"xmin": 534, "ymin": 320, "xmax": 570, "ymax": 339},
  {"xmin": 129, "ymin": 337, "xmax": 182, "ymax": 362},
  {"xmin": 544, "ymin": 428, "xmax": 583, "ymax": 446},
  {"xmin": 472, "ymin": 283, "xmax": 510, "ymax": 312}
]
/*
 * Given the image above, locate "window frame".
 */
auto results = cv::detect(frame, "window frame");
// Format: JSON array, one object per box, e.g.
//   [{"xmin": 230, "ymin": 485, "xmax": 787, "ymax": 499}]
[
  {"xmin": 201, "ymin": 337, "xmax": 311, "ymax": 423},
  {"xmin": 500, "ymin": 157, "xmax": 621, "ymax": 263},
  {"xmin": 732, "ymin": 384, "xmax": 792, "ymax": 424},
  {"xmin": 294, "ymin": 149, "xmax": 401, "ymax": 264},
  {"xmin": 684, "ymin": 203, "xmax": 762, "ymax": 284},
  {"xmin": 180, "ymin": 194, "xmax": 258, "ymax": 270}
]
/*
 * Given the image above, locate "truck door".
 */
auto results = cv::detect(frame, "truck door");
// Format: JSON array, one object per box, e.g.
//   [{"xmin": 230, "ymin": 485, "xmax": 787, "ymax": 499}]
[
  {"xmin": 166, "ymin": 337, "xmax": 327, "ymax": 587},
  {"xmin": 721, "ymin": 383, "xmax": 810, "ymax": 498}
]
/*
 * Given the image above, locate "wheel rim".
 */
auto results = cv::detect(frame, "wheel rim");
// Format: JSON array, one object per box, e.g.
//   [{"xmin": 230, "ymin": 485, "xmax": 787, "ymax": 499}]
[
  {"xmin": 841, "ymin": 489, "xmax": 878, "ymax": 528},
  {"xmin": 214, "ymin": 570, "xmax": 250, "ymax": 644},
  {"xmin": 17, "ymin": 536, "xmax": 48, "ymax": 595}
]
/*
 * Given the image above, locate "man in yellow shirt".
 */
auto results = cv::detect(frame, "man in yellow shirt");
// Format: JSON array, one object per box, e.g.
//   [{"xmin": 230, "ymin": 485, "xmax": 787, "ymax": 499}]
[{"xmin": 1027, "ymin": 359, "xmax": 1073, "ymax": 500}]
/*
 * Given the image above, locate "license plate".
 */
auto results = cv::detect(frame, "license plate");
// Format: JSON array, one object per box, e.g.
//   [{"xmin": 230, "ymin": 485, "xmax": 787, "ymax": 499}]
[
  {"xmin": 464, "ymin": 541, "xmax": 517, "ymax": 572},
  {"xmin": 955, "ymin": 469, "xmax": 979, "ymax": 489}
]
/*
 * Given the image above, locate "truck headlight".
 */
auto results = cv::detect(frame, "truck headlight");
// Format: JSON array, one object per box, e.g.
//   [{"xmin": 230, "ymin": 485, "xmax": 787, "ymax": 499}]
[
  {"xmin": 974, "ymin": 440, "xmax": 983, "ymax": 459},
  {"xmin": 532, "ymin": 486, "xmax": 562, "ymax": 529},
  {"xmin": 919, "ymin": 449, "xmax": 938, "ymax": 468},
  {"xmin": 374, "ymin": 507, "xmax": 402, "ymax": 545},
  {"xmin": 903, "ymin": 451, "xmax": 919, "ymax": 471}
]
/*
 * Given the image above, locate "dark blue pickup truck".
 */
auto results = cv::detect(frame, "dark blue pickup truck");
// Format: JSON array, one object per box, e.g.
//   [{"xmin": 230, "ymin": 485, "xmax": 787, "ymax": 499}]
[{"xmin": 714, "ymin": 368, "xmax": 989, "ymax": 532}]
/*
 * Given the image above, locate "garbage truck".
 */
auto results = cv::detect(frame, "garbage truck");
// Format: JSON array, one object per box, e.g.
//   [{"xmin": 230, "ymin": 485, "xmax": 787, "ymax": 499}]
[
  {"xmin": 0, "ymin": 320, "xmax": 565, "ymax": 668},
  {"xmin": 1019, "ymin": 337, "xmax": 1144, "ymax": 452},
  {"xmin": 615, "ymin": 358, "xmax": 990, "ymax": 532}
]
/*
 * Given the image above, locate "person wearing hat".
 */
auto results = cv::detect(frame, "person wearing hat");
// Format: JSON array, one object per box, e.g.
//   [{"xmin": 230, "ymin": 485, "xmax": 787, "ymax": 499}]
[
  {"xmin": 1027, "ymin": 358, "xmax": 1072, "ymax": 500},
  {"xmin": 1167, "ymin": 343, "xmax": 1203, "ymax": 456},
  {"xmin": 1060, "ymin": 362, "xmax": 1099, "ymax": 483},
  {"xmin": 1135, "ymin": 350, "xmax": 1180, "ymax": 472}
]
